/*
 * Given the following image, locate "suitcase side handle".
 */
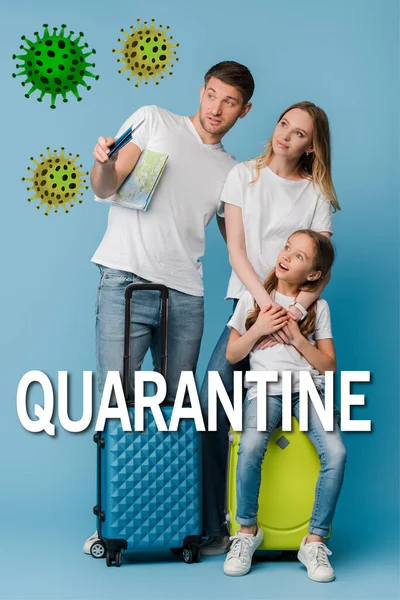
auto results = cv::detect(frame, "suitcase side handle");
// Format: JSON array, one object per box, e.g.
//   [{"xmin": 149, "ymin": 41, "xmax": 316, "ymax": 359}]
[{"xmin": 123, "ymin": 283, "xmax": 169, "ymax": 405}]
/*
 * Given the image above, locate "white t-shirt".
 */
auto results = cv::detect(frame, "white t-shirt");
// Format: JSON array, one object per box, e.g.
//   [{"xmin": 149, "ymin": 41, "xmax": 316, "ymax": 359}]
[
  {"xmin": 227, "ymin": 290, "xmax": 332, "ymax": 396},
  {"xmin": 91, "ymin": 105, "xmax": 237, "ymax": 296},
  {"xmin": 221, "ymin": 161, "xmax": 333, "ymax": 299}
]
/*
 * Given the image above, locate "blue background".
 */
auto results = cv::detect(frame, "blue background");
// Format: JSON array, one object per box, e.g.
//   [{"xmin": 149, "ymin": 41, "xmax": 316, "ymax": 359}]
[{"xmin": 1, "ymin": 0, "xmax": 399, "ymax": 598}]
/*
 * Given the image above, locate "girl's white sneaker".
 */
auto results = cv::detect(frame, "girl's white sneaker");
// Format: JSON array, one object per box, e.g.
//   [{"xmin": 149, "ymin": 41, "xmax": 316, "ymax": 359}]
[
  {"xmin": 223, "ymin": 527, "xmax": 263, "ymax": 577},
  {"xmin": 297, "ymin": 536, "xmax": 335, "ymax": 582}
]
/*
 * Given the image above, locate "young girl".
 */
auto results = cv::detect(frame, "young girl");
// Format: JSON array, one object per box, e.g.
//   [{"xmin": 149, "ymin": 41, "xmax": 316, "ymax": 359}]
[
  {"xmin": 200, "ymin": 102, "xmax": 341, "ymax": 555},
  {"xmin": 223, "ymin": 230, "xmax": 346, "ymax": 583}
]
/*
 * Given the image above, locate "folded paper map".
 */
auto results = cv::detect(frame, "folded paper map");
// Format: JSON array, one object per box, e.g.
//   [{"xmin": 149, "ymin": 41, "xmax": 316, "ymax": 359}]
[{"xmin": 95, "ymin": 149, "xmax": 168, "ymax": 211}]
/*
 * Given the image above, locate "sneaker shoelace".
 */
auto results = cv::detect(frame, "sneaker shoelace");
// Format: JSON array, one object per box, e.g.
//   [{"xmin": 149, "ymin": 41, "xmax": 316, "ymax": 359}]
[
  {"xmin": 307, "ymin": 543, "xmax": 332, "ymax": 569},
  {"xmin": 228, "ymin": 534, "xmax": 252, "ymax": 563}
]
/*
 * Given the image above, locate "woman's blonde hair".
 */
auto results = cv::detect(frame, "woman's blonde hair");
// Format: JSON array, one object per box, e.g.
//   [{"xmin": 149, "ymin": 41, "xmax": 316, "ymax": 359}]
[
  {"xmin": 251, "ymin": 101, "xmax": 340, "ymax": 211},
  {"xmin": 245, "ymin": 230, "xmax": 335, "ymax": 337}
]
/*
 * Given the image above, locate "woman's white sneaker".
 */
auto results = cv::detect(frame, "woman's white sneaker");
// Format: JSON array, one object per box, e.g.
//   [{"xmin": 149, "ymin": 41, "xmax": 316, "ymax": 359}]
[
  {"xmin": 223, "ymin": 527, "xmax": 263, "ymax": 577},
  {"xmin": 297, "ymin": 536, "xmax": 335, "ymax": 582},
  {"xmin": 83, "ymin": 531, "xmax": 100, "ymax": 554}
]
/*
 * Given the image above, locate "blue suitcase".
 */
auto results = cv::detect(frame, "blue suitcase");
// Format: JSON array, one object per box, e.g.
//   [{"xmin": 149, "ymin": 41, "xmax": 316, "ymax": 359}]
[{"xmin": 93, "ymin": 283, "xmax": 202, "ymax": 567}]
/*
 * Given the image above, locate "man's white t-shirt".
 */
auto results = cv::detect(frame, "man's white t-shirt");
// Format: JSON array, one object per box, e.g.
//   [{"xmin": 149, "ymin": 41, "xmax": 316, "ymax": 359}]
[
  {"xmin": 91, "ymin": 105, "xmax": 237, "ymax": 296},
  {"xmin": 227, "ymin": 290, "xmax": 333, "ymax": 397},
  {"xmin": 220, "ymin": 161, "xmax": 334, "ymax": 299}
]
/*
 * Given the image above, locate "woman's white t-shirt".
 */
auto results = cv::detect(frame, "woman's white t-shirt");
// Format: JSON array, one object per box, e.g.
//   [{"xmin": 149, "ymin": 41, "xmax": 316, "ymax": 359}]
[
  {"xmin": 220, "ymin": 161, "xmax": 334, "ymax": 299},
  {"xmin": 227, "ymin": 290, "xmax": 333, "ymax": 397}
]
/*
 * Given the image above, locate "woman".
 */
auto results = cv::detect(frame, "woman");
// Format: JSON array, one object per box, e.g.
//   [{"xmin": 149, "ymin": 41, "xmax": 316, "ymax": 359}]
[{"xmin": 200, "ymin": 101, "xmax": 341, "ymax": 555}]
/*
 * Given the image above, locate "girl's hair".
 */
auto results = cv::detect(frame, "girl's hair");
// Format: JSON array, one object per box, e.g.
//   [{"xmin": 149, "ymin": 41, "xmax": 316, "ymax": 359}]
[
  {"xmin": 251, "ymin": 101, "xmax": 340, "ymax": 211},
  {"xmin": 245, "ymin": 230, "xmax": 335, "ymax": 337}
]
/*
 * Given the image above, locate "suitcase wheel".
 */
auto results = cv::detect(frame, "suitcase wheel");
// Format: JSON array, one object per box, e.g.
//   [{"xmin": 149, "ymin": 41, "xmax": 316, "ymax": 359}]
[
  {"xmin": 90, "ymin": 539, "xmax": 106, "ymax": 559},
  {"xmin": 182, "ymin": 544, "xmax": 200, "ymax": 564},
  {"xmin": 106, "ymin": 550, "xmax": 122, "ymax": 567}
]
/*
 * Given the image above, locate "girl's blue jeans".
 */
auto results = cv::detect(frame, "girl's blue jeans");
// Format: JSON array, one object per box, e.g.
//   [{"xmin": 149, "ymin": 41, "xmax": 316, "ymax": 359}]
[
  {"xmin": 200, "ymin": 301, "xmax": 346, "ymax": 538},
  {"xmin": 237, "ymin": 391, "xmax": 346, "ymax": 536}
]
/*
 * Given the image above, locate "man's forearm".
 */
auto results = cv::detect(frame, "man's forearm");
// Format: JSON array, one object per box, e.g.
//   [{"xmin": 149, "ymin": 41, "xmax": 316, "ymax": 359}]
[{"xmin": 90, "ymin": 162, "xmax": 119, "ymax": 198}]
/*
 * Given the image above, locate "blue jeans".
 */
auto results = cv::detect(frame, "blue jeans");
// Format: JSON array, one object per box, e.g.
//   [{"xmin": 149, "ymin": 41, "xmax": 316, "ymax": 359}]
[
  {"xmin": 237, "ymin": 392, "xmax": 346, "ymax": 537},
  {"xmin": 96, "ymin": 266, "xmax": 204, "ymax": 402},
  {"xmin": 199, "ymin": 301, "xmax": 250, "ymax": 536}
]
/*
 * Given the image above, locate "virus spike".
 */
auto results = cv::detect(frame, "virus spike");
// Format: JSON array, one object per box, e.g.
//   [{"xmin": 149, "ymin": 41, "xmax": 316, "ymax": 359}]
[
  {"xmin": 83, "ymin": 69, "xmax": 98, "ymax": 81},
  {"xmin": 13, "ymin": 24, "xmax": 99, "ymax": 107},
  {"xmin": 22, "ymin": 35, "xmax": 34, "ymax": 48},
  {"xmin": 68, "ymin": 87, "xmax": 82, "ymax": 101},
  {"xmin": 74, "ymin": 31, "xmax": 84, "ymax": 45},
  {"xmin": 24, "ymin": 83, "xmax": 39, "ymax": 98}
]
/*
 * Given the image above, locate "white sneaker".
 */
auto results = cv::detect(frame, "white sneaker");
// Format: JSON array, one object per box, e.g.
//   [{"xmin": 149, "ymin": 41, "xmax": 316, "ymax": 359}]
[
  {"xmin": 297, "ymin": 536, "xmax": 335, "ymax": 582},
  {"xmin": 83, "ymin": 531, "xmax": 100, "ymax": 555},
  {"xmin": 223, "ymin": 527, "xmax": 263, "ymax": 577}
]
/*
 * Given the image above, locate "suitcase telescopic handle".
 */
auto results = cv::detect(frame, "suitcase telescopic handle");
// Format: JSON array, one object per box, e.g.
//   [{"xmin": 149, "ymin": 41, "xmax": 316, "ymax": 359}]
[{"xmin": 123, "ymin": 283, "xmax": 169, "ymax": 405}]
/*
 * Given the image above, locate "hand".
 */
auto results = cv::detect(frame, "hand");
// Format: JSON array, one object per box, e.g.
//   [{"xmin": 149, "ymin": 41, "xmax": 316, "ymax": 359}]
[
  {"xmin": 257, "ymin": 301, "xmax": 291, "ymax": 346},
  {"xmin": 270, "ymin": 323, "xmax": 294, "ymax": 345},
  {"xmin": 93, "ymin": 136, "xmax": 117, "ymax": 165},
  {"xmin": 256, "ymin": 334, "xmax": 279, "ymax": 350},
  {"xmin": 269, "ymin": 301, "xmax": 303, "ymax": 344},
  {"xmin": 285, "ymin": 316, "xmax": 305, "ymax": 348},
  {"xmin": 254, "ymin": 304, "xmax": 289, "ymax": 338}
]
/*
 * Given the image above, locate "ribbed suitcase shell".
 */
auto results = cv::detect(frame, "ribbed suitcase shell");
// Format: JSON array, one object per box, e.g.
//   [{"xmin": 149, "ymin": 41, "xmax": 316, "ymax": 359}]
[
  {"xmin": 227, "ymin": 417, "xmax": 331, "ymax": 550},
  {"xmin": 98, "ymin": 406, "xmax": 202, "ymax": 551}
]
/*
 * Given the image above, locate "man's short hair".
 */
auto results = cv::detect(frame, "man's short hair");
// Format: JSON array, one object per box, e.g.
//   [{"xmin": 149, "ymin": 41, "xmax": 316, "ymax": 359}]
[{"xmin": 204, "ymin": 61, "xmax": 255, "ymax": 105}]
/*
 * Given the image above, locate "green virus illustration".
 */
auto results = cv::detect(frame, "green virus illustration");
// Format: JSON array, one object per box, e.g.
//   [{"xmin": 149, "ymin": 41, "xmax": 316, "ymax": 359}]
[
  {"xmin": 12, "ymin": 24, "xmax": 99, "ymax": 108},
  {"xmin": 113, "ymin": 19, "xmax": 179, "ymax": 86},
  {"xmin": 22, "ymin": 148, "xmax": 88, "ymax": 215}
]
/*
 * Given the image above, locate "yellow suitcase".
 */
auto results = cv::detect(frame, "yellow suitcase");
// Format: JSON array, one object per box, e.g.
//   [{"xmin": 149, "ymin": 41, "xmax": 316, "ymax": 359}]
[{"xmin": 226, "ymin": 417, "xmax": 331, "ymax": 550}]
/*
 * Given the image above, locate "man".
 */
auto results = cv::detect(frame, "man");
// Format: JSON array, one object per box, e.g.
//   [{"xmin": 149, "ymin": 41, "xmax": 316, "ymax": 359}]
[{"xmin": 84, "ymin": 61, "xmax": 254, "ymax": 554}]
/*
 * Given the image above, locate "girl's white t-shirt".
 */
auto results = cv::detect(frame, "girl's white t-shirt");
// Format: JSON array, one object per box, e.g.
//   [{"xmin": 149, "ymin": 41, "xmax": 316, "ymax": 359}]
[
  {"xmin": 91, "ymin": 105, "xmax": 237, "ymax": 296},
  {"xmin": 220, "ymin": 161, "xmax": 334, "ymax": 299},
  {"xmin": 227, "ymin": 290, "xmax": 332, "ymax": 397}
]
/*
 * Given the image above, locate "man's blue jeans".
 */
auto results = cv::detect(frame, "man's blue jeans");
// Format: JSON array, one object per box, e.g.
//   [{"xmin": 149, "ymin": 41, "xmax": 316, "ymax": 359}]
[
  {"xmin": 237, "ymin": 391, "xmax": 346, "ymax": 536},
  {"xmin": 199, "ymin": 301, "xmax": 249, "ymax": 537},
  {"xmin": 95, "ymin": 266, "xmax": 204, "ymax": 402}
]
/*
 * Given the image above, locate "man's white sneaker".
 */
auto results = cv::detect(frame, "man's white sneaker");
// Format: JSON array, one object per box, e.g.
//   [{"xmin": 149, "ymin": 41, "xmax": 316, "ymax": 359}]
[
  {"xmin": 297, "ymin": 536, "xmax": 335, "ymax": 582},
  {"xmin": 83, "ymin": 531, "xmax": 100, "ymax": 555},
  {"xmin": 223, "ymin": 527, "xmax": 263, "ymax": 577}
]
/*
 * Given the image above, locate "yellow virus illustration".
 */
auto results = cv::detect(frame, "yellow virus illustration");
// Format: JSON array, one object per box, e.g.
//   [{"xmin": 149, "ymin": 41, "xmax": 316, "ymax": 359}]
[
  {"xmin": 22, "ymin": 148, "xmax": 88, "ymax": 215},
  {"xmin": 113, "ymin": 18, "xmax": 179, "ymax": 87}
]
